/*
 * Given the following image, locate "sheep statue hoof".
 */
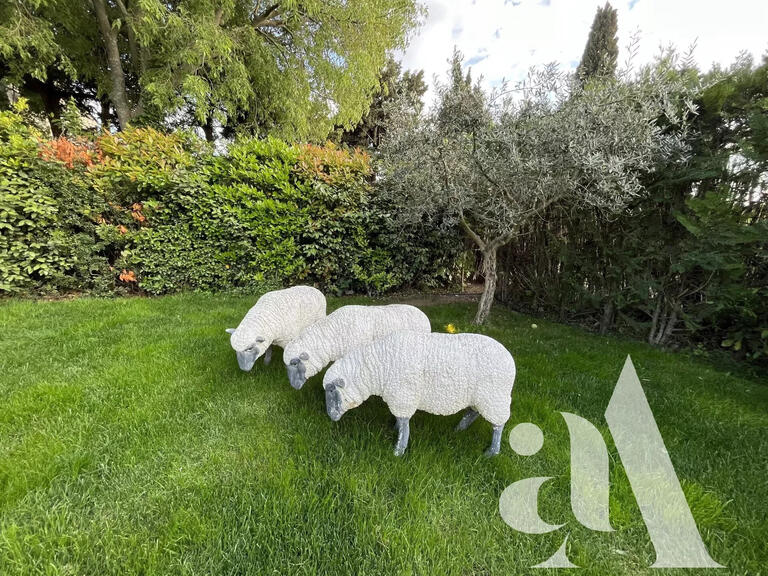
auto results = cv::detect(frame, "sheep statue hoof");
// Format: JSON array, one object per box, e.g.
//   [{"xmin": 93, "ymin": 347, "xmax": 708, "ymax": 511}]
[
  {"xmin": 393, "ymin": 417, "xmax": 410, "ymax": 456},
  {"xmin": 484, "ymin": 425, "xmax": 504, "ymax": 457},
  {"xmin": 323, "ymin": 332, "xmax": 516, "ymax": 457}
]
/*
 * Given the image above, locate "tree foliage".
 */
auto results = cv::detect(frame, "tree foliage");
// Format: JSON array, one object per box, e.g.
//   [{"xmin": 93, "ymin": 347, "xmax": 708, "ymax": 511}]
[
  {"xmin": 379, "ymin": 50, "xmax": 691, "ymax": 323},
  {"xmin": 0, "ymin": 0, "xmax": 424, "ymax": 139},
  {"xmin": 498, "ymin": 55, "xmax": 768, "ymax": 363},
  {"xmin": 339, "ymin": 57, "xmax": 427, "ymax": 149},
  {"xmin": 576, "ymin": 2, "xmax": 619, "ymax": 84}
]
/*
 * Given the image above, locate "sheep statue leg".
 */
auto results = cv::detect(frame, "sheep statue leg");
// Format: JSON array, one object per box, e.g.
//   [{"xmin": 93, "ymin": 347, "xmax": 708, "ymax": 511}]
[
  {"xmin": 455, "ymin": 408, "xmax": 479, "ymax": 431},
  {"xmin": 394, "ymin": 417, "xmax": 410, "ymax": 457},
  {"xmin": 263, "ymin": 346, "xmax": 273, "ymax": 365},
  {"xmin": 485, "ymin": 424, "xmax": 505, "ymax": 457}
]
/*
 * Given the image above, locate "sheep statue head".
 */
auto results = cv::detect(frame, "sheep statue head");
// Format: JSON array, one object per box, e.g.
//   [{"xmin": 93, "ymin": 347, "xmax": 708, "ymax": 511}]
[
  {"xmin": 286, "ymin": 352, "xmax": 310, "ymax": 389},
  {"xmin": 225, "ymin": 328, "xmax": 268, "ymax": 371},
  {"xmin": 324, "ymin": 378, "xmax": 347, "ymax": 421}
]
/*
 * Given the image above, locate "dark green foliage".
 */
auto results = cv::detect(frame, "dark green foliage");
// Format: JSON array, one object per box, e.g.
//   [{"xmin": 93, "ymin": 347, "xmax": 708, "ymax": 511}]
[
  {"xmin": 498, "ymin": 56, "xmax": 768, "ymax": 364},
  {"xmin": 0, "ymin": 101, "xmax": 115, "ymax": 294},
  {"xmin": 339, "ymin": 57, "xmax": 428, "ymax": 149},
  {"xmin": 0, "ymin": 108, "xmax": 458, "ymax": 297},
  {"xmin": 576, "ymin": 2, "xmax": 619, "ymax": 84},
  {"xmin": 122, "ymin": 138, "xmax": 459, "ymax": 295},
  {"xmin": 123, "ymin": 138, "xmax": 306, "ymax": 293}
]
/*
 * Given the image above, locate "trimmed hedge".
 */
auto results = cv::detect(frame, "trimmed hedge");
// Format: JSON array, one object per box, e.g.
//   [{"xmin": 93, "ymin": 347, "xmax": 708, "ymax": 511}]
[{"xmin": 0, "ymin": 101, "xmax": 459, "ymax": 296}]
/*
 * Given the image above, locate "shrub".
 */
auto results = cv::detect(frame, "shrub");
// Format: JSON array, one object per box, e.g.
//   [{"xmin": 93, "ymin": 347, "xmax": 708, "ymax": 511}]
[
  {"xmin": 0, "ymin": 100, "xmax": 116, "ymax": 294},
  {"xmin": 91, "ymin": 127, "xmax": 199, "ymax": 204},
  {"xmin": 121, "ymin": 138, "xmax": 421, "ymax": 295},
  {"xmin": 0, "ymin": 111, "xmax": 459, "ymax": 298},
  {"xmin": 120, "ymin": 169, "xmax": 306, "ymax": 293}
]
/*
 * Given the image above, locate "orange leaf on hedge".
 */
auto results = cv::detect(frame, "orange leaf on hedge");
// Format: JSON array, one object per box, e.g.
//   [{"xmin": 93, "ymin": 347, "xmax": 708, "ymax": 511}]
[{"xmin": 119, "ymin": 269, "xmax": 137, "ymax": 283}]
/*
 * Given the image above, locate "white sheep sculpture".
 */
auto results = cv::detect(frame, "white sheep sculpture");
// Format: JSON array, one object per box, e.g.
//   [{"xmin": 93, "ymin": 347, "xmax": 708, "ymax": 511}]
[
  {"xmin": 283, "ymin": 304, "xmax": 431, "ymax": 390},
  {"xmin": 323, "ymin": 331, "xmax": 516, "ymax": 457},
  {"xmin": 226, "ymin": 286, "xmax": 326, "ymax": 371}
]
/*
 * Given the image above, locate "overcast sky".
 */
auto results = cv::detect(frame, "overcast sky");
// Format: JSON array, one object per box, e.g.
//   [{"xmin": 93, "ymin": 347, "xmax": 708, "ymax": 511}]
[{"xmin": 399, "ymin": 0, "xmax": 768, "ymax": 105}]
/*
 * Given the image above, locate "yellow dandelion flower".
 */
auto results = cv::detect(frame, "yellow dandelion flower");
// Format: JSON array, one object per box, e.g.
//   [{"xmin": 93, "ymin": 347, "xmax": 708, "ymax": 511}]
[{"xmin": 445, "ymin": 323, "xmax": 458, "ymax": 334}]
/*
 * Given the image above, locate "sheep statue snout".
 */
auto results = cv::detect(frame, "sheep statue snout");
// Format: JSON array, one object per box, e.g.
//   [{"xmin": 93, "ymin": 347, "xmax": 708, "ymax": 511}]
[
  {"xmin": 325, "ymin": 378, "xmax": 345, "ymax": 421},
  {"xmin": 228, "ymin": 333, "xmax": 266, "ymax": 372},
  {"xmin": 287, "ymin": 352, "xmax": 310, "ymax": 389}
]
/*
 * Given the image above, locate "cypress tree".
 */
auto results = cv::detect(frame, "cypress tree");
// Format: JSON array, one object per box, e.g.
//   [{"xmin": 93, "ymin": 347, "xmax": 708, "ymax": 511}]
[{"xmin": 576, "ymin": 2, "xmax": 619, "ymax": 84}]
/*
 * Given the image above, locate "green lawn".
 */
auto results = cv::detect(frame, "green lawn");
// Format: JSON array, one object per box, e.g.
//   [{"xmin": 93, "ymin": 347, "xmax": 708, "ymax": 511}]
[{"xmin": 0, "ymin": 293, "xmax": 765, "ymax": 575}]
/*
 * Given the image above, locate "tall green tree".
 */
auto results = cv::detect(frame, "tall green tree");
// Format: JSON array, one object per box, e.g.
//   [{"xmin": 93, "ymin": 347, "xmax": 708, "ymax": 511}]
[
  {"xmin": 340, "ymin": 57, "xmax": 427, "ymax": 149},
  {"xmin": 576, "ymin": 2, "xmax": 619, "ymax": 84},
  {"xmin": 0, "ymin": 1, "xmax": 424, "ymax": 139}
]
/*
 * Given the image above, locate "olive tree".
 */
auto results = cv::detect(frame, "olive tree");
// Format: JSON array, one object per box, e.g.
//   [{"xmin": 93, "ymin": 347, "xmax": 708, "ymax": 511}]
[{"xmin": 379, "ymin": 51, "xmax": 691, "ymax": 324}]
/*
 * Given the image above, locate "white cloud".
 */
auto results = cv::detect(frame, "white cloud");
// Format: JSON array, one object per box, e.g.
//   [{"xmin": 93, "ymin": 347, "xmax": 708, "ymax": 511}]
[{"xmin": 400, "ymin": 0, "xmax": 768, "ymax": 106}]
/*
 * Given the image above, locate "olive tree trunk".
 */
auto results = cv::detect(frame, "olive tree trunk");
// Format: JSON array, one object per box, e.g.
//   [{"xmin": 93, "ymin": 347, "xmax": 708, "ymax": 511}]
[
  {"xmin": 648, "ymin": 295, "xmax": 679, "ymax": 346},
  {"xmin": 473, "ymin": 246, "xmax": 498, "ymax": 325},
  {"xmin": 598, "ymin": 299, "xmax": 614, "ymax": 335}
]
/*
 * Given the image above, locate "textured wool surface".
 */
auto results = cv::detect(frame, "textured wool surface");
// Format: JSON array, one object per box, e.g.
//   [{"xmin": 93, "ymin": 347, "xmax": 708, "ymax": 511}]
[
  {"xmin": 324, "ymin": 331, "xmax": 516, "ymax": 426},
  {"xmin": 230, "ymin": 286, "xmax": 326, "ymax": 353},
  {"xmin": 283, "ymin": 304, "xmax": 431, "ymax": 379}
]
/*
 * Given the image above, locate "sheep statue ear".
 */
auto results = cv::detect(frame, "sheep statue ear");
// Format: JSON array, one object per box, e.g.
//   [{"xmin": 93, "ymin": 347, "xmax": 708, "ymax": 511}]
[
  {"xmin": 225, "ymin": 328, "xmax": 236, "ymax": 335},
  {"xmin": 255, "ymin": 336, "xmax": 265, "ymax": 343},
  {"xmin": 299, "ymin": 352, "xmax": 309, "ymax": 361}
]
